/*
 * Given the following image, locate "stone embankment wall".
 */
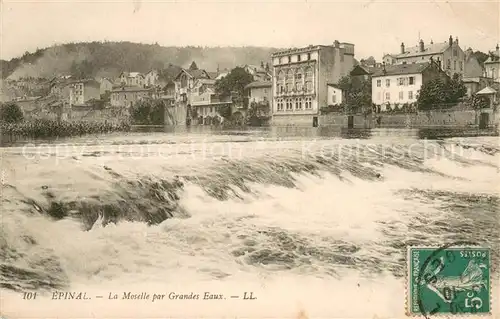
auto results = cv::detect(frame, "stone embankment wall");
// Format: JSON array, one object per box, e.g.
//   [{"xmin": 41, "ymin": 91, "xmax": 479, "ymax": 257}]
[{"xmin": 320, "ymin": 109, "xmax": 499, "ymax": 129}]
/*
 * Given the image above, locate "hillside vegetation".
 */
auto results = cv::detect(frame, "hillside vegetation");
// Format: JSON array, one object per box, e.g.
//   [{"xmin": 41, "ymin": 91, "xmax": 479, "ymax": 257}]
[{"xmin": 1, "ymin": 41, "xmax": 280, "ymax": 80}]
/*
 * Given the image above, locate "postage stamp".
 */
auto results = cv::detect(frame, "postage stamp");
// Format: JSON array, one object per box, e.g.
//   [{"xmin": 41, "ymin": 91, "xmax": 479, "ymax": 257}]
[{"xmin": 407, "ymin": 245, "xmax": 491, "ymax": 317}]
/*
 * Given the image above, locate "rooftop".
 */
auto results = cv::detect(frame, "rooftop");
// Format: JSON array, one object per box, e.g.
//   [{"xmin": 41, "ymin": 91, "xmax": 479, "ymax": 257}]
[
  {"xmin": 372, "ymin": 62, "xmax": 431, "ymax": 77},
  {"xmin": 394, "ymin": 41, "xmax": 449, "ymax": 59},
  {"xmin": 245, "ymin": 81, "xmax": 272, "ymax": 89}
]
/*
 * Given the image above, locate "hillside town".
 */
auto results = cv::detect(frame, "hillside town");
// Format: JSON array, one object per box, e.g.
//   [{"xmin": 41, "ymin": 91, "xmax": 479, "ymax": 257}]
[{"xmin": 2, "ymin": 35, "xmax": 500, "ymax": 129}]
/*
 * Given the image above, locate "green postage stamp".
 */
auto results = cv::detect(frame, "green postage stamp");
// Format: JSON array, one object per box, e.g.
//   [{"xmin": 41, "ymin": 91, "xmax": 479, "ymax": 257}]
[{"xmin": 407, "ymin": 246, "xmax": 491, "ymax": 316}]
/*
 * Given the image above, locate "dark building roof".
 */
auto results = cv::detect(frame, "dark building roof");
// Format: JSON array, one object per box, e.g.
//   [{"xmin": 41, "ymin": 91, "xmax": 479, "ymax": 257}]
[
  {"xmin": 245, "ymin": 81, "xmax": 272, "ymax": 89},
  {"xmin": 395, "ymin": 42, "xmax": 449, "ymax": 58},
  {"xmin": 326, "ymin": 83, "xmax": 341, "ymax": 89},
  {"xmin": 372, "ymin": 62, "xmax": 431, "ymax": 77}
]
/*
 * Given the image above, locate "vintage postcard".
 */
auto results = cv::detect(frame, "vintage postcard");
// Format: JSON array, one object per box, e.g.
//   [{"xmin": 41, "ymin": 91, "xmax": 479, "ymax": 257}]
[{"xmin": 1, "ymin": 0, "xmax": 499, "ymax": 318}]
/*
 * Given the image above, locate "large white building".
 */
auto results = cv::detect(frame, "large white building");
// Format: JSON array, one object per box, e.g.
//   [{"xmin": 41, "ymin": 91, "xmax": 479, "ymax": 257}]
[
  {"xmin": 271, "ymin": 40, "xmax": 355, "ymax": 127},
  {"xmin": 371, "ymin": 59, "xmax": 447, "ymax": 111}
]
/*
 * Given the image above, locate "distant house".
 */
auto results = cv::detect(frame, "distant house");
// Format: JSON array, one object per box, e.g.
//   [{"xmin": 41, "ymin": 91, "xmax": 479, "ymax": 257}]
[
  {"xmin": 110, "ymin": 86, "xmax": 152, "ymax": 108},
  {"xmin": 189, "ymin": 88, "xmax": 232, "ymax": 125},
  {"xmin": 384, "ymin": 36, "xmax": 465, "ymax": 78},
  {"xmin": 99, "ymin": 78, "xmax": 114, "ymax": 95},
  {"xmin": 484, "ymin": 45, "xmax": 500, "ymax": 83},
  {"xmin": 245, "ymin": 81, "xmax": 272, "ymax": 105},
  {"xmin": 118, "ymin": 72, "xmax": 146, "ymax": 87},
  {"xmin": 371, "ymin": 59, "xmax": 448, "ymax": 111},
  {"xmin": 173, "ymin": 66, "xmax": 211, "ymax": 102},
  {"xmin": 145, "ymin": 69, "xmax": 159, "ymax": 87},
  {"xmin": 326, "ymin": 83, "xmax": 343, "ymax": 106},
  {"xmin": 68, "ymin": 79, "xmax": 101, "ymax": 106}
]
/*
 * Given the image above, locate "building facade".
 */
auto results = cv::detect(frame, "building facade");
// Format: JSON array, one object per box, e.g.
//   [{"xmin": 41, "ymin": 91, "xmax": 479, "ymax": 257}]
[
  {"xmin": 68, "ymin": 79, "xmax": 101, "ymax": 106},
  {"xmin": 484, "ymin": 45, "xmax": 500, "ymax": 83},
  {"xmin": 371, "ymin": 59, "xmax": 448, "ymax": 111},
  {"xmin": 118, "ymin": 72, "xmax": 146, "ymax": 87},
  {"xmin": 173, "ymin": 68, "xmax": 211, "ymax": 103},
  {"xmin": 110, "ymin": 86, "xmax": 152, "ymax": 107},
  {"xmin": 384, "ymin": 36, "xmax": 465, "ymax": 78},
  {"xmin": 271, "ymin": 40, "xmax": 355, "ymax": 126},
  {"xmin": 245, "ymin": 81, "xmax": 272, "ymax": 105}
]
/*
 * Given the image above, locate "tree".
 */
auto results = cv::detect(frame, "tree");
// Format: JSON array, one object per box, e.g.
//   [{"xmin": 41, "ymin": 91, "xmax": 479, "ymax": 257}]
[
  {"xmin": 337, "ymin": 75, "xmax": 372, "ymax": 114},
  {"xmin": 0, "ymin": 102, "xmax": 24, "ymax": 123},
  {"xmin": 215, "ymin": 67, "xmax": 253, "ymax": 97},
  {"xmin": 417, "ymin": 75, "xmax": 466, "ymax": 109}
]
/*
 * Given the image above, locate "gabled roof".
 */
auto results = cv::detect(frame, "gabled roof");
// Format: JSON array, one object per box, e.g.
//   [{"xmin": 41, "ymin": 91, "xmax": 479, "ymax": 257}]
[
  {"xmin": 174, "ymin": 68, "xmax": 210, "ymax": 81},
  {"xmin": 484, "ymin": 54, "xmax": 500, "ymax": 64},
  {"xmin": 128, "ymin": 72, "xmax": 143, "ymax": 78},
  {"xmin": 476, "ymin": 86, "xmax": 497, "ymax": 95},
  {"xmin": 372, "ymin": 62, "xmax": 431, "ymax": 77},
  {"xmin": 350, "ymin": 65, "xmax": 382, "ymax": 76},
  {"xmin": 245, "ymin": 81, "xmax": 272, "ymax": 89},
  {"xmin": 394, "ymin": 42, "xmax": 449, "ymax": 59}
]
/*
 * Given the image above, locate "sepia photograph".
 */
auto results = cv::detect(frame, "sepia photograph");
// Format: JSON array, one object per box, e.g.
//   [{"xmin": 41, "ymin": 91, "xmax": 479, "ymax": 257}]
[{"xmin": 0, "ymin": 0, "xmax": 499, "ymax": 318}]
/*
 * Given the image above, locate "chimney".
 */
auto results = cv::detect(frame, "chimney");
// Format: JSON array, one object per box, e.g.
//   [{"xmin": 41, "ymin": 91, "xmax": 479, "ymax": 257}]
[
  {"xmin": 496, "ymin": 44, "xmax": 499, "ymax": 55},
  {"xmin": 449, "ymin": 35, "xmax": 453, "ymax": 46},
  {"xmin": 455, "ymin": 37, "xmax": 459, "ymax": 45},
  {"xmin": 419, "ymin": 39, "xmax": 425, "ymax": 52},
  {"xmin": 334, "ymin": 40, "xmax": 340, "ymax": 48},
  {"xmin": 430, "ymin": 39, "xmax": 434, "ymax": 44},
  {"xmin": 401, "ymin": 42, "xmax": 405, "ymax": 54}
]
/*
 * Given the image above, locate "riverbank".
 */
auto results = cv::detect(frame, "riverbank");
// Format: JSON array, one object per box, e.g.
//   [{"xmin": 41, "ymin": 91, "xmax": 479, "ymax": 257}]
[{"xmin": 1, "ymin": 119, "xmax": 131, "ymax": 141}]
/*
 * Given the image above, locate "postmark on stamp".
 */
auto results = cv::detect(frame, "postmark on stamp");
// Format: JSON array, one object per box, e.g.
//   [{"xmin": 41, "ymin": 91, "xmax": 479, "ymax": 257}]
[{"xmin": 407, "ymin": 244, "xmax": 491, "ymax": 317}]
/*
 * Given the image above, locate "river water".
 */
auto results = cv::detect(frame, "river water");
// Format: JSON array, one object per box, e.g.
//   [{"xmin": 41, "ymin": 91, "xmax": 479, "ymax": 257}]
[{"xmin": 1, "ymin": 126, "xmax": 499, "ymax": 318}]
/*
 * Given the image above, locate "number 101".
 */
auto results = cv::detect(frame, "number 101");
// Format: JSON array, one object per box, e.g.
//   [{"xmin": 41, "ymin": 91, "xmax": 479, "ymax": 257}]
[{"xmin": 23, "ymin": 292, "xmax": 37, "ymax": 300}]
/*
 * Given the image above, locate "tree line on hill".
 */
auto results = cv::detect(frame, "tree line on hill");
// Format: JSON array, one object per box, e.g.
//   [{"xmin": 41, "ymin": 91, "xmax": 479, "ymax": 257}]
[{"xmin": 1, "ymin": 41, "xmax": 278, "ymax": 80}]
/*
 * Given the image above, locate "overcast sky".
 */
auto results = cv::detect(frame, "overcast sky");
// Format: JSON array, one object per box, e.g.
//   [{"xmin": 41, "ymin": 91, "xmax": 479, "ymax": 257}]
[{"xmin": 1, "ymin": 0, "xmax": 499, "ymax": 61}]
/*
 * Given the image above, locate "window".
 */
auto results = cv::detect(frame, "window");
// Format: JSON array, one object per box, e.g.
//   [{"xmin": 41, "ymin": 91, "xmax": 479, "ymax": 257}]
[
  {"xmin": 297, "ymin": 55, "xmax": 301, "ymax": 62},
  {"xmin": 399, "ymin": 91, "xmax": 404, "ymax": 100},
  {"xmin": 278, "ymin": 57, "xmax": 282, "ymax": 64},
  {"xmin": 385, "ymin": 79, "xmax": 391, "ymax": 87},
  {"xmin": 332, "ymin": 94, "xmax": 337, "ymax": 104},
  {"xmin": 307, "ymin": 53, "xmax": 311, "ymax": 60},
  {"xmin": 454, "ymin": 60, "xmax": 457, "ymax": 70},
  {"xmin": 409, "ymin": 77, "xmax": 415, "ymax": 85},
  {"xmin": 459, "ymin": 61, "xmax": 463, "ymax": 71},
  {"xmin": 305, "ymin": 97, "xmax": 312, "ymax": 109},
  {"xmin": 408, "ymin": 91, "xmax": 413, "ymax": 99},
  {"xmin": 376, "ymin": 80, "xmax": 381, "ymax": 87},
  {"xmin": 295, "ymin": 70, "xmax": 303, "ymax": 91},
  {"xmin": 385, "ymin": 92, "xmax": 390, "ymax": 101},
  {"xmin": 447, "ymin": 59, "xmax": 451, "ymax": 69},
  {"xmin": 305, "ymin": 81, "xmax": 313, "ymax": 92},
  {"xmin": 277, "ymin": 99, "xmax": 284, "ymax": 111},
  {"xmin": 295, "ymin": 98, "xmax": 303, "ymax": 110},
  {"xmin": 286, "ymin": 98, "xmax": 293, "ymax": 110},
  {"xmin": 288, "ymin": 56, "xmax": 291, "ymax": 63},
  {"xmin": 453, "ymin": 49, "xmax": 457, "ymax": 57},
  {"xmin": 398, "ymin": 78, "xmax": 404, "ymax": 86}
]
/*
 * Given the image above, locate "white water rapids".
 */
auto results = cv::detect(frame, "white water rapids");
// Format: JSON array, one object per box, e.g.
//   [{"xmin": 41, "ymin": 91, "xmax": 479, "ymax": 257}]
[{"xmin": 1, "ymin": 129, "xmax": 499, "ymax": 318}]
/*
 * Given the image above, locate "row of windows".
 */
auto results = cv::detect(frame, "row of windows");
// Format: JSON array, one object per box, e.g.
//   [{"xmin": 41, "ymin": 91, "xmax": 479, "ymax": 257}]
[
  {"xmin": 446, "ymin": 60, "xmax": 463, "ymax": 71},
  {"xmin": 278, "ymin": 53, "xmax": 312, "ymax": 64},
  {"xmin": 377, "ymin": 77, "xmax": 415, "ymax": 88},
  {"xmin": 377, "ymin": 91, "xmax": 419, "ymax": 101},
  {"xmin": 276, "ymin": 97, "xmax": 313, "ymax": 111}
]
